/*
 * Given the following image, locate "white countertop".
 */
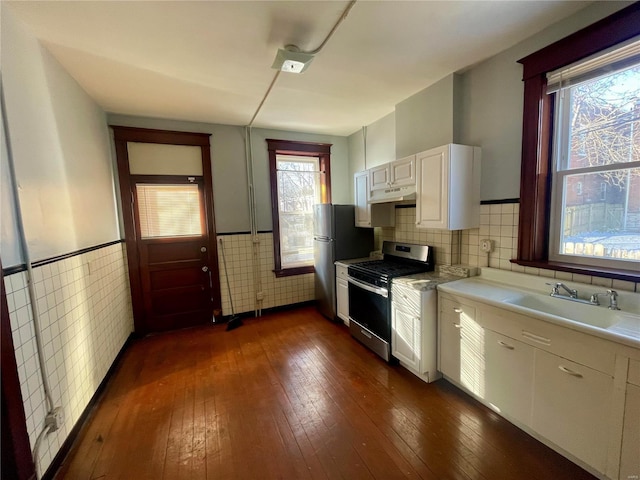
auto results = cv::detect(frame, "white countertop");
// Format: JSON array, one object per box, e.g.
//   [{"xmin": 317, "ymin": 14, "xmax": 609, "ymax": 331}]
[
  {"xmin": 392, "ymin": 272, "xmax": 464, "ymax": 291},
  {"xmin": 334, "ymin": 257, "xmax": 372, "ymax": 267},
  {"xmin": 438, "ymin": 269, "xmax": 640, "ymax": 350}
]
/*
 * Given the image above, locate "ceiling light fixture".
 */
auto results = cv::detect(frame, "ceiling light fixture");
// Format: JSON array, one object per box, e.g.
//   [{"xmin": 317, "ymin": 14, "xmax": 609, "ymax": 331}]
[{"xmin": 271, "ymin": 45, "xmax": 315, "ymax": 74}]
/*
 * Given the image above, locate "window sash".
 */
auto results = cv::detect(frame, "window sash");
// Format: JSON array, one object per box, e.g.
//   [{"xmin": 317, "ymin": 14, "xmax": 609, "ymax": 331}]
[{"xmin": 276, "ymin": 157, "xmax": 321, "ymax": 269}]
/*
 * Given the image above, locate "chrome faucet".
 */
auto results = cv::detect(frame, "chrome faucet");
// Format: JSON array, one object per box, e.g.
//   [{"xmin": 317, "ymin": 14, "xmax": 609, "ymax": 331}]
[
  {"xmin": 546, "ymin": 282, "xmax": 578, "ymax": 299},
  {"xmin": 590, "ymin": 290, "xmax": 620, "ymax": 310}
]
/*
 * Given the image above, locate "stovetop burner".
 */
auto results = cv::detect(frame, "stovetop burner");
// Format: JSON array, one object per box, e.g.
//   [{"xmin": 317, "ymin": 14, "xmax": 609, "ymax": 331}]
[
  {"xmin": 348, "ymin": 259, "xmax": 429, "ymax": 278},
  {"xmin": 347, "ymin": 241, "xmax": 434, "ymax": 289}
]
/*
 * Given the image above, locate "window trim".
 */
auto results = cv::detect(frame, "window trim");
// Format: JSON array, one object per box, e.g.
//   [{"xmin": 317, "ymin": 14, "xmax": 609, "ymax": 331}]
[
  {"xmin": 266, "ymin": 139, "xmax": 332, "ymax": 277},
  {"xmin": 515, "ymin": 3, "xmax": 640, "ymax": 282}
]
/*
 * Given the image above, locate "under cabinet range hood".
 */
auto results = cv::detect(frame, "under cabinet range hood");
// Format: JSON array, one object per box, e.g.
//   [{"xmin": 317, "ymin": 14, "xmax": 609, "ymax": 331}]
[{"xmin": 368, "ymin": 184, "xmax": 416, "ymax": 204}]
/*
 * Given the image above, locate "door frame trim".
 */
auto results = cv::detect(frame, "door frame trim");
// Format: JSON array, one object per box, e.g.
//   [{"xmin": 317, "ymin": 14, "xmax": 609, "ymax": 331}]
[{"xmin": 110, "ymin": 126, "xmax": 221, "ymax": 335}]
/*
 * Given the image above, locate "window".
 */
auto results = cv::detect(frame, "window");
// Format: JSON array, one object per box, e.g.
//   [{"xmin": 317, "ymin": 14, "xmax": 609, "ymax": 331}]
[
  {"xmin": 516, "ymin": 3, "xmax": 640, "ymax": 281},
  {"xmin": 549, "ymin": 60, "xmax": 640, "ymax": 268},
  {"xmin": 267, "ymin": 139, "xmax": 331, "ymax": 277},
  {"xmin": 136, "ymin": 183, "xmax": 204, "ymax": 238}
]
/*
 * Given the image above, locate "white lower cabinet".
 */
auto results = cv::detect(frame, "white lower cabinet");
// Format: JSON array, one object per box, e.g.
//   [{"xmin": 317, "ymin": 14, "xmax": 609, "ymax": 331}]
[
  {"xmin": 391, "ymin": 299, "xmax": 421, "ymax": 371},
  {"xmin": 336, "ymin": 264, "xmax": 349, "ymax": 325},
  {"xmin": 392, "ymin": 283, "xmax": 439, "ymax": 382},
  {"xmin": 484, "ymin": 330, "xmax": 534, "ymax": 426},
  {"xmin": 619, "ymin": 358, "xmax": 640, "ymax": 479},
  {"xmin": 438, "ymin": 311, "xmax": 462, "ymax": 384},
  {"xmin": 531, "ymin": 350, "xmax": 613, "ymax": 473},
  {"xmin": 620, "ymin": 382, "xmax": 640, "ymax": 479},
  {"xmin": 438, "ymin": 296, "xmax": 477, "ymax": 386},
  {"xmin": 437, "ymin": 291, "xmax": 634, "ymax": 479}
]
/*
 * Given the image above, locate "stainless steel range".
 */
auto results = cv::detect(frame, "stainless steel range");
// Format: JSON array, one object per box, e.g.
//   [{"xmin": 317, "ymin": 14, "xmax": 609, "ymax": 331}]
[{"xmin": 347, "ymin": 241, "xmax": 434, "ymax": 361}]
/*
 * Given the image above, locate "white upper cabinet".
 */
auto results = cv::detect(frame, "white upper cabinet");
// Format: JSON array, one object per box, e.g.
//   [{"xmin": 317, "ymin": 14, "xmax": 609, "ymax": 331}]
[
  {"xmin": 415, "ymin": 144, "xmax": 481, "ymax": 230},
  {"xmin": 389, "ymin": 155, "xmax": 416, "ymax": 187},
  {"xmin": 369, "ymin": 163, "xmax": 391, "ymax": 191},
  {"xmin": 368, "ymin": 155, "xmax": 416, "ymax": 192},
  {"xmin": 354, "ymin": 171, "xmax": 372, "ymax": 227},
  {"xmin": 354, "ymin": 170, "xmax": 394, "ymax": 228}
]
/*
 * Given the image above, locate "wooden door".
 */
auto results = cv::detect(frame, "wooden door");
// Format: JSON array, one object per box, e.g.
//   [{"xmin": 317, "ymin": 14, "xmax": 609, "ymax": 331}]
[
  {"xmin": 132, "ymin": 178, "xmax": 214, "ymax": 332},
  {"xmin": 112, "ymin": 126, "xmax": 221, "ymax": 335}
]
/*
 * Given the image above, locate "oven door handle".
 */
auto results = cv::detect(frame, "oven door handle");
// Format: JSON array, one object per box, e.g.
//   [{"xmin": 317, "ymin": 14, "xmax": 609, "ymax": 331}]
[{"xmin": 347, "ymin": 276, "xmax": 389, "ymax": 298}]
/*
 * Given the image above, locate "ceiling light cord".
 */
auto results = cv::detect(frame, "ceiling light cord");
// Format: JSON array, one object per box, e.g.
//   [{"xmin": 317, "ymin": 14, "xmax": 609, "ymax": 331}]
[{"xmin": 247, "ymin": 0, "xmax": 357, "ymax": 127}]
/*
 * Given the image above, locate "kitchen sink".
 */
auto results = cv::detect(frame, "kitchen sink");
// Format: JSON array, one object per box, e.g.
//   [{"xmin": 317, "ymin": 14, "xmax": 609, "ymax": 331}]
[{"xmin": 504, "ymin": 293, "xmax": 625, "ymax": 330}]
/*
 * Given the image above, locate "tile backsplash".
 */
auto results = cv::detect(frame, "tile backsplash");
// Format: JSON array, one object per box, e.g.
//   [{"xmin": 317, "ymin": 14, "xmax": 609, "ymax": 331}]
[
  {"xmin": 376, "ymin": 204, "xmax": 638, "ymax": 293},
  {"xmin": 217, "ymin": 232, "xmax": 314, "ymax": 316},
  {"xmin": 3, "ymin": 242, "xmax": 133, "ymax": 475}
]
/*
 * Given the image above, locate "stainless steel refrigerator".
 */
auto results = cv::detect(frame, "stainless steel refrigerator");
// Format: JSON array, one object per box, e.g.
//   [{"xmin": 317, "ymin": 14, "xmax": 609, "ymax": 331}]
[{"xmin": 314, "ymin": 204, "xmax": 374, "ymax": 320}]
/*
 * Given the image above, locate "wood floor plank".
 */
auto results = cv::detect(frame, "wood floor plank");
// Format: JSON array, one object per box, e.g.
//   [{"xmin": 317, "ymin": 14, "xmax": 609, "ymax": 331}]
[{"xmin": 54, "ymin": 306, "xmax": 598, "ymax": 480}]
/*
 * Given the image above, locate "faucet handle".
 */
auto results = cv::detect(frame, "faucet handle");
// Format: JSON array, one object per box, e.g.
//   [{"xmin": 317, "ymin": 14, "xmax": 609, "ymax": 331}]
[
  {"xmin": 545, "ymin": 282, "xmax": 560, "ymax": 294},
  {"xmin": 606, "ymin": 290, "xmax": 620, "ymax": 310},
  {"xmin": 589, "ymin": 292, "xmax": 608, "ymax": 305}
]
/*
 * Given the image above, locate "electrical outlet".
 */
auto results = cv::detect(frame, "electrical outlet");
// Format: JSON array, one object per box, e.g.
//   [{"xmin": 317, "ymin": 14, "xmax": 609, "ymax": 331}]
[
  {"xmin": 256, "ymin": 291, "xmax": 264, "ymax": 301},
  {"xmin": 480, "ymin": 239, "xmax": 494, "ymax": 253},
  {"xmin": 45, "ymin": 406, "xmax": 64, "ymax": 433}
]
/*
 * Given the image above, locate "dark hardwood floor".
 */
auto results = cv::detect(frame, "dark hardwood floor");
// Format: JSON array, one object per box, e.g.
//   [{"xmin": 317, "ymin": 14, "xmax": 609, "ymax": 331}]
[{"xmin": 55, "ymin": 306, "xmax": 596, "ymax": 479}]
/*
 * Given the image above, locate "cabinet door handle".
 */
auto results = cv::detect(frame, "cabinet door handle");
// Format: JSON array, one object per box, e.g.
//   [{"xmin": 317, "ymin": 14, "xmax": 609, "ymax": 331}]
[
  {"xmin": 558, "ymin": 365, "xmax": 583, "ymax": 378},
  {"xmin": 521, "ymin": 330, "xmax": 551, "ymax": 346},
  {"xmin": 498, "ymin": 341, "xmax": 514, "ymax": 350},
  {"xmin": 453, "ymin": 323, "xmax": 461, "ymax": 329},
  {"xmin": 453, "ymin": 307, "xmax": 463, "ymax": 313}
]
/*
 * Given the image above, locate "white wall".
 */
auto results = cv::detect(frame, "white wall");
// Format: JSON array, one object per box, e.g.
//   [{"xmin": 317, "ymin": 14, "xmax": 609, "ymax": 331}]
[
  {"xmin": 107, "ymin": 114, "xmax": 352, "ymax": 232},
  {"xmin": 348, "ymin": 1, "xmax": 631, "ymax": 202},
  {"xmin": 0, "ymin": 91, "xmax": 23, "ymax": 267},
  {"xmin": 395, "ymin": 73, "xmax": 461, "ymax": 159},
  {"xmin": 1, "ymin": 8, "xmax": 134, "ymax": 478},
  {"xmin": 1, "ymin": 8, "xmax": 120, "ymax": 264},
  {"xmin": 347, "ymin": 111, "xmax": 395, "ymax": 201}
]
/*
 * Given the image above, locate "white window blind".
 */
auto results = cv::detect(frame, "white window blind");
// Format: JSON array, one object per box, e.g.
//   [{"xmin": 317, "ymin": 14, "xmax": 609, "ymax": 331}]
[
  {"xmin": 547, "ymin": 36, "xmax": 640, "ymax": 93},
  {"xmin": 136, "ymin": 184, "xmax": 203, "ymax": 239}
]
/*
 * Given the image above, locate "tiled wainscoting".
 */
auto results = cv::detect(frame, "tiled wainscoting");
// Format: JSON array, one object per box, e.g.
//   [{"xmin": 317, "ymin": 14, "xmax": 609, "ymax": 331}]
[
  {"xmin": 3, "ymin": 242, "xmax": 134, "ymax": 475},
  {"xmin": 376, "ymin": 204, "xmax": 638, "ymax": 293},
  {"xmin": 217, "ymin": 232, "xmax": 315, "ymax": 315}
]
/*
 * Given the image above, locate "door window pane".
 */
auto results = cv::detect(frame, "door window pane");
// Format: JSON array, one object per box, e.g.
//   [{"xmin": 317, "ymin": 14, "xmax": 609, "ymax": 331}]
[{"xmin": 136, "ymin": 184, "xmax": 203, "ymax": 239}]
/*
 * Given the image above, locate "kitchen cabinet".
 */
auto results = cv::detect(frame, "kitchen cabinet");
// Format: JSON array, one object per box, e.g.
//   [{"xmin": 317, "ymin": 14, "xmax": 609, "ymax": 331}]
[
  {"xmin": 437, "ymin": 289, "xmax": 631, "ymax": 479},
  {"xmin": 415, "ymin": 144, "xmax": 480, "ymax": 230},
  {"xmin": 531, "ymin": 349, "xmax": 613, "ymax": 473},
  {"xmin": 336, "ymin": 263, "xmax": 349, "ymax": 325},
  {"xmin": 354, "ymin": 170, "xmax": 394, "ymax": 228},
  {"xmin": 369, "ymin": 155, "xmax": 416, "ymax": 192},
  {"xmin": 391, "ymin": 281, "xmax": 439, "ymax": 383},
  {"xmin": 620, "ymin": 360, "xmax": 640, "ymax": 479},
  {"xmin": 484, "ymin": 330, "xmax": 534, "ymax": 426},
  {"xmin": 438, "ymin": 296, "xmax": 478, "ymax": 388}
]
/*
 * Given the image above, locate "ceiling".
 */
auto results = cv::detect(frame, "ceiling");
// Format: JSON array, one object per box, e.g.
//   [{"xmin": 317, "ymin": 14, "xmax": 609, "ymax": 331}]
[{"xmin": 7, "ymin": 1, "xmax": 593, "ymax": 136}]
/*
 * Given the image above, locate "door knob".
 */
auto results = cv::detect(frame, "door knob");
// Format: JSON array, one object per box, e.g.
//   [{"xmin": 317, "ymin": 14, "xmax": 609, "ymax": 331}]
[
  {"xmin": 200, "ymin": 246, "xmax": 207, "ymax": 253},
  {"xmin": 202, "ymin": 266, "xmax": 209, "ymax": 272}
]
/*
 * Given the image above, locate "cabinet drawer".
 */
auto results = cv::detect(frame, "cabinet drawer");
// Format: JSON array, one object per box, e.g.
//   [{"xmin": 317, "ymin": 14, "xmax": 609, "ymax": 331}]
[
  {"xmin": 439, "ymin": 295, "xmax": 477, "ymax": 321},
  {"xmin": 481, "ymin": 303, "xmax": 616, "ymax": 376},
  {"xmin": 392, "ymin": 284, "xmax": 420, "ymax": 315}
]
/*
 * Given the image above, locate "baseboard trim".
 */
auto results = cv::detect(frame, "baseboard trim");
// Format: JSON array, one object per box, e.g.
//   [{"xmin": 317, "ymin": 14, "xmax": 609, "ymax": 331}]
[
  {"xmin": 218, "ymin": 300, "xmax": 316, "ymax": 323},
  {"xmin": 41, "ymin": 332, "xmax": 135, "ymax": 480}
]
